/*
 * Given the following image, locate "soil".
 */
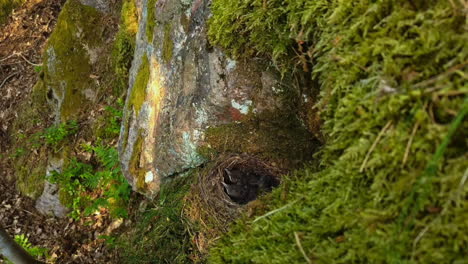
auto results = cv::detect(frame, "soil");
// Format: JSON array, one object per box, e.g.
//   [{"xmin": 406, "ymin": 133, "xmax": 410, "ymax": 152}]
[{"xmin": 0, "ymin": 0, "xmax": 119, "ymax": 262}]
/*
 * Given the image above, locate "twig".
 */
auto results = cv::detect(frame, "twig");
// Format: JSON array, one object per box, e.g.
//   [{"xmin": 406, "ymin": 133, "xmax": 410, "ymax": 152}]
[
  {"xmin": 0, "ymin": 52, "xmax": 42, "ymax": 66},
  {"xmin": 0, "ymin": 72, "xmax": 17, "ymax": 89},
  {"xmin": 16, "ymin": 53, "xmax": 42, "ymax": 66},
  {"xmin": 360, "ymin": 120, "xmax": 393, "ymax": 172},
  {"xmin": 294, "ymin": 232, "xmax": 312, "ymax": 264},
  {"xmin": 19, "ymin": 208, "xmax": 34, "ymax": 215},
  {"xmin": 402, "ymin": 121, "xmax": 420, "ymax": 166},
  {"xmin": 0, "ymin": 54, "xmax": 16, "ymax": 62}
]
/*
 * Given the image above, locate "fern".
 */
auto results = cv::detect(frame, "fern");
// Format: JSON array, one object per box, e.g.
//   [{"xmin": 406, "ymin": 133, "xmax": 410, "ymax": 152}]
[{"xmin": 50, "ymin": 146, "xmax": 131, "ymax": 219}]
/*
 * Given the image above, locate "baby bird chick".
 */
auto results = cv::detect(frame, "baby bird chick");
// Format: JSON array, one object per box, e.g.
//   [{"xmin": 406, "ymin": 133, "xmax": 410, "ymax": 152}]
[
  {"xmin": 224, "ymin": 168, "xmax": 242, "ymax": 184},
  {"xmin": 222, "ymin": 182, "xmax": 247, "ymax": 200}
]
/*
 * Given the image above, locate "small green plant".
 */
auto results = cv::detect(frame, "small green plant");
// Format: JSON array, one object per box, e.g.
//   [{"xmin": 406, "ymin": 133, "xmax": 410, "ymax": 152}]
[
  {"xmin": 4, "ymin": 234, "xmax": 49, "ymax": 263},
  {"xmin": 40, "ymin": 120, "xmax": 79, "ymax": 146},
  {"xmin": 49, "ymin": 145, "xmax": 131, "ymax": 219},
  {"xmin": 10, "ymin": 148, "xmax": 25, "ymax": 158},
  {"xmin": 103, "ymin": 103, "xmax": 123, "ymax": 138},
  {"xmin": 33, "ymin": 65, "xmax": 43, "ymax": 73}
]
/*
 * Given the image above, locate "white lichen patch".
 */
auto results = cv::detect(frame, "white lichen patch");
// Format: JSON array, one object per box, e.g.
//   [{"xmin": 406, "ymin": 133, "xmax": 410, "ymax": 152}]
[
  {"xmin": 181, "ymin": 131, "xmax": 205, "ymax": 165},
  {"xmin": 194, "ymin": 103, "xmax": 208, "ymax": 125},
  {"xmin": 231, "ymin": 99, "xmax": 252, "ymax": 115},
  {"xmin": 144, "ymin": 171, "xmax": 154, "ymax": 183},
  {"xmin": 226, "ymin": 58, "xmax": 237, "ymax": 72},
  {"xmin": 46, "ymin": 47, "xmax": 57, "ymax": 75}
]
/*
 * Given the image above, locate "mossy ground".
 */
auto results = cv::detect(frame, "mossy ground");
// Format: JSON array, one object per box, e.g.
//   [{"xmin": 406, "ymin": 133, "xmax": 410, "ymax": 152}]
[
  {"xmin": 115, "ymin": 172, "xmax": 200, "ymax": 264},
  {"xmin": 208, "ymin": 0, "xmax": 468, "ymax": 263}
]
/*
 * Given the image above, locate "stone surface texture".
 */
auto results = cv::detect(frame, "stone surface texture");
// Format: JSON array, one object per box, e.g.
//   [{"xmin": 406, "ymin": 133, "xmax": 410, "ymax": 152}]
[
  {"xmin": 119, "ymin": 0, "xmax": 284, "ymax": 196},
  {"xmin": 35, "ymin": 158, "xmax": 69, "ymax": 217}
]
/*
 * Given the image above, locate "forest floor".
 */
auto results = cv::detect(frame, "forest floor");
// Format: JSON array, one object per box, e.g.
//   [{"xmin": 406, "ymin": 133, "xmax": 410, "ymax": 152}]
[{"xmin": 0, "ymin": 0, "xmax": 119, "ymax": 262}]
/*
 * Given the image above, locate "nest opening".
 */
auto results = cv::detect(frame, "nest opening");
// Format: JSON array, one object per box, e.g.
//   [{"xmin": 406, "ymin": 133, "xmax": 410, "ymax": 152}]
[
  {"xmin": 221, "ymin": 163, "xmax": 279, "ymax": 205},
  {"xmin": 197, "ymin": 154, "xmax": 282, "ymax": 217},
  {"xmin": 185, "ymin": 154, "xmax": 284, "ymax": 254}
]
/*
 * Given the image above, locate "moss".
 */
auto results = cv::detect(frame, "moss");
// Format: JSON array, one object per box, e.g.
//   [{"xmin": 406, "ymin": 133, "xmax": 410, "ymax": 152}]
[
  {"xmin": 113, "ymin": 29, "xmax": 136, "ymax": 95},
  {"xmin": 121, "ymin": 0, "xmax": 138, "ymax": 35},
  {"xmin": 162, "ymin": 23, "xmax": 174, "ymax": 64},
  {"xmin": 146, "ymin": 0, "xmax": 158, "ymax": 41},
  {"xmin": 129, "ymin": 132, "xmax": 146, "ymax": 190},
  {"xmin": 121, "ymin": 114, "xmax": 132, "ymax": 150},
  {"xmin": 15, "ymin": 151, "xmax": 47, "ymax": 199},
  {"xmin": 43, "ymin": 0, "xmax": 104, "ymax": 121},
  {"xmin": 202, "ymin": 111, "xmax": 317, "ymax": 169},
  {"xmin": 209, "ymin": 0, "xmax": 468, "ymax": 263},
  {"xmin": 116, "ymin": 171, "xmax": 198, "ymax": 263},
  {"xmin": 12, "ymin": 81, "xmax": 52, "ymax": 198},
  {"xmin": 113, "ymin": 0, "xmax": 138, "ymax": 96},
  {"xmin": 130, "ymin": 55, "xmax": 150, "ymax": 115}
]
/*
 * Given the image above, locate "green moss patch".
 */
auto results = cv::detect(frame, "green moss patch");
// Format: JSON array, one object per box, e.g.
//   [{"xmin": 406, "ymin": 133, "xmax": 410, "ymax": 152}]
[
  {"xmin": 162, "ymin": 22, "xmax": 174, "ymax": 64},
  {"xmin": 208, "ymin": 0, "xmax": 468, "ymax": 263},
  {"xmin": 121, "ymin": 0, "xmax": 138, "ymax": 35},
  {"xmin": 129, "ymin": 132, "xmax": 146, "ymax": 190},
  {"xmin": 146, "ymin": 0, "xmax": 157, "ymax": 41},
  {"xmin": 43, "ymin": 0, "xmax": 104, "ymax": 121},
  {"xmin": 15, "ymin": 151, "xmax": 48, "ymax": 199},
  {"xmin": 113, "ymin": 0, "xmax": 138, "ymax": 96},
  {"xmin": 130, "ymin": 55, "xmax": 150, "ymax": 115}
]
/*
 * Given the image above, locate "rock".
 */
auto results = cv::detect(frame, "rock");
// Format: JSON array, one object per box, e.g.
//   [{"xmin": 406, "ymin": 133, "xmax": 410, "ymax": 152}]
[
  {"xmin": 35, "ymin": 158, "xmax": 69, "ymax": 218},
  {"xmin": 78, "ymin": 0, "xmax": 110, "ymax": 12},
  {"xmin": 33, "ymin": 0, "xmax": 118, "ymax": 214},
  {"xmin": 42, "ymin": 0, "xmax": 113, "ymax": 123},
  {"xmin": 119, "ymin": 0, "xmax": 284, "ymax": 196}
]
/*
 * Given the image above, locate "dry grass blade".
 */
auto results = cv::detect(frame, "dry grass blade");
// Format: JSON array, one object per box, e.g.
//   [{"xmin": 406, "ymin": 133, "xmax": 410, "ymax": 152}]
[
  {"xmin": 253, "ymin": 200, "xmax": 297, "ymax": 223},
  {"xmin": 402, "ymin": 121, "xmax": 420, "ymax": 166},
  {"xmin": 360, "ymin": 120, "xmax": 393, "ymax": 172},
  {"xmin": 294, "ymin": 232, "xmax": 312, "ymax": 264}
]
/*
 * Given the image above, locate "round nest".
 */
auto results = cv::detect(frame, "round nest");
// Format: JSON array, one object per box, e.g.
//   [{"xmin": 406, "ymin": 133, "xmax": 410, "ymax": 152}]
[{"xmin": 196, "ymin": 154, "xmax": 283, "ymax": 225}]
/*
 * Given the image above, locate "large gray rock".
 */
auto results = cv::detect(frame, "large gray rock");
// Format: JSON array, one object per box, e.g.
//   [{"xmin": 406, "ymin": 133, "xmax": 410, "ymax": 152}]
[
  {"xmin": 119, "ymin": 0, "xmax": 284, "ymax": 196},
  {"xmin": 35, "ymin": 158, "xmax": 69, "ymax": 218}
]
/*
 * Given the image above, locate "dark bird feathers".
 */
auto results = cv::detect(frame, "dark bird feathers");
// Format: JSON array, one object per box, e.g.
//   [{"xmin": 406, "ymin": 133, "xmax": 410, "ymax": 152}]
[{"xmin": 222, "ymin": 167, "xmax": 278, "ymax": 204}]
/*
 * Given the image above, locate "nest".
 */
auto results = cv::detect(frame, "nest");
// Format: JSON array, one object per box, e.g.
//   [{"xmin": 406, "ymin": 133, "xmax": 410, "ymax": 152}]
[{"xmin": 195, "ymin": 154, "xmax": 282, "ymax": 226}]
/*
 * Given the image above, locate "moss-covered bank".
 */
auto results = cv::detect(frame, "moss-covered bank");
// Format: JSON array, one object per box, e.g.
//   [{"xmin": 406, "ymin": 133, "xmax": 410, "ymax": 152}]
[{"xmin": 208, "ymin": 0, "xmax": 468, "ymax": 263}]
